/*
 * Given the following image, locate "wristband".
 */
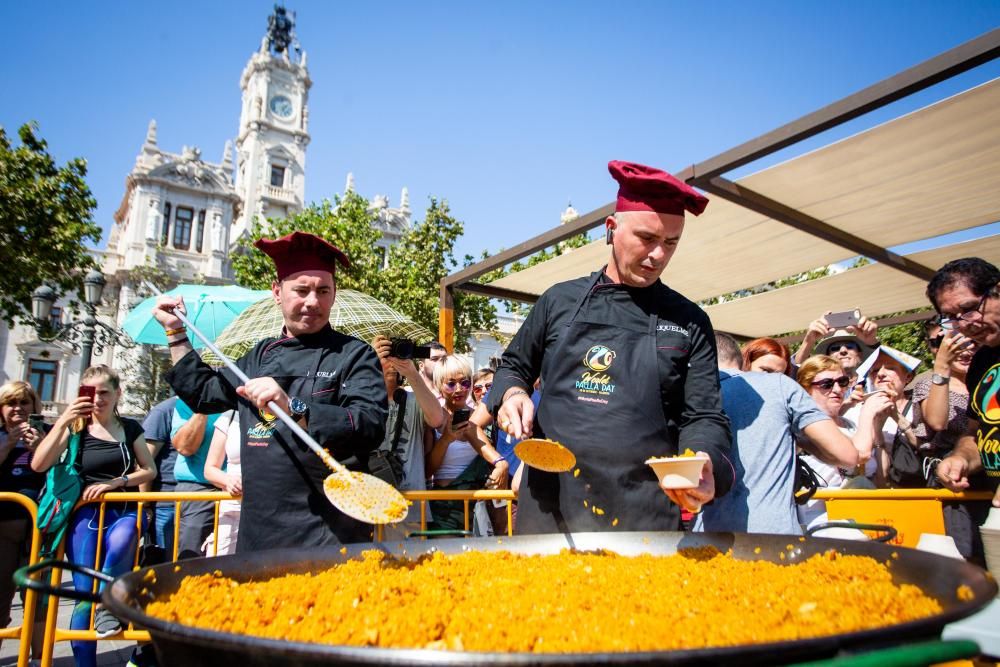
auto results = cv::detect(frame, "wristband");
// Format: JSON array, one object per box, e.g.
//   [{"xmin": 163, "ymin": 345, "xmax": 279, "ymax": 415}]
[
  {"xmin": 489, "ymin": 456, "xmax": 506, "ymax": 467},
  {"xmin": 167, "ymin": 336, "xmax": 190, "ymax": 348},
  {"xmin": 164, "ymin": 326, "xmax": 187, "ymax": 337}
]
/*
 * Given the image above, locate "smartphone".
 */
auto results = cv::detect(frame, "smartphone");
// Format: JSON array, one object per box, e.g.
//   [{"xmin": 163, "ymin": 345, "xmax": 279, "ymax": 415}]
[
  {"xmin": 452, "ymin": 408, "xmax": 472, "ymax": 427},
  {"xmin": 29, "ymin": 413, "xmax": 46, "ymax": 433},
  {"xmin": 75, "ymin": 385, "xmax": 97, "ymax": 430},
  {"xmin": 826, "ymin": 309, "xmax": 861, "ymax": 329}
]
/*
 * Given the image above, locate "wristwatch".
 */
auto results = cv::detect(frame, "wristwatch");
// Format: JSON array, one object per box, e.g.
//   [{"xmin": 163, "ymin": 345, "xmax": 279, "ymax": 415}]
[
  {"xmin": 289, "ymin": 396, "xmax": 308, "ymax": 421},
  {"xmin": 931, "ymin": 373, "xmax": 951, "ymax": 386}
]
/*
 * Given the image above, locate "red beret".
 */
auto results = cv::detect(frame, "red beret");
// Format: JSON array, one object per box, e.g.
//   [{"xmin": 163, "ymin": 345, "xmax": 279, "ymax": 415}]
[
  {"xmin": 609, "ymin": 160, "xmax": 709, "ymax": 216},
  {"xmin": 254, "ymin": 231, "xmax": 351, "ymax": 281}
]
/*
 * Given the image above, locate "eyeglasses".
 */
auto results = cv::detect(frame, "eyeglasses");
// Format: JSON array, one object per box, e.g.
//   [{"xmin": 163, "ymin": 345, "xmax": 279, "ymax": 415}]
[
  {"xmin": 826, "ymin": 342, "xmax": 859, "ymax": 353},
  {"xmin": 473, "ymin": 382, "xmax": 492, "ymax": 393},
  {"xmin": 443, "ymin": 378, "xmax": 472, "ymax": 391},
  {"xmin": 939, "ymin": 290, "xmax": 994, "ymax": 330},
  {"xmin": 810, "ymin": 376, "xmax": 851, "ymax": 392}
]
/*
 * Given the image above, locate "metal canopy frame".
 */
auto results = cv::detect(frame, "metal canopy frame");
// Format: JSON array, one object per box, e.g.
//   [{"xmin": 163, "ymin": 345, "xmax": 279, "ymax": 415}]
[{"xmin": 438, "ymin": 27, "xmax": 1000, "ymax": 350}]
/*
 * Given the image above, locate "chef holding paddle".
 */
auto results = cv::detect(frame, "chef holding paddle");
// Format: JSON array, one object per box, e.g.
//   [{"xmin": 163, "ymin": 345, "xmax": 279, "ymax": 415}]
[{"xmin": 152, "ymin": 232, "xmax": 397, "ymax": 551}]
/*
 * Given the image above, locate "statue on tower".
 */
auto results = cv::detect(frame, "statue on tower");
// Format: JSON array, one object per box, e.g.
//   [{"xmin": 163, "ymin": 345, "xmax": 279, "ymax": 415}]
[{"xmin": 267, "ymin": 5, "xmax": 297, "ymax": 56}]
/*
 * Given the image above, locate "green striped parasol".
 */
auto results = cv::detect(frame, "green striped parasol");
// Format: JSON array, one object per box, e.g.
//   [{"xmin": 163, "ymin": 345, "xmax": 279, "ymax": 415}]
[{"xmin": 201, "ymin": 289, "xmax": 434, "ymax": 365}]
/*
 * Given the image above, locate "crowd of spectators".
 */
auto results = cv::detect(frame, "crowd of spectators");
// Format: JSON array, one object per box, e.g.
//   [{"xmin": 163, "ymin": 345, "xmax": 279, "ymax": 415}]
[{"xmin": 1, "ymin": 258, "xmax": 999, "ymax": 666}]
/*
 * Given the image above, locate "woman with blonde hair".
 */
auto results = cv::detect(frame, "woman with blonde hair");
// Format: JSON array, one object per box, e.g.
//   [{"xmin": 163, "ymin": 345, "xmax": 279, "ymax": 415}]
[
  {"xmin": 427, "ymin": 356, "xmax": 508, "ymax": 532},
  {"xmin": 0, "ymin": 381, "xmax": 46, "ymax": 657},
  {"xmin": 795, "ymin": 355, "xmax": 888, "ymax": 531},
  {"xmin": 33, "ymin": 365, "xmax": 156, "ymax": 665}
]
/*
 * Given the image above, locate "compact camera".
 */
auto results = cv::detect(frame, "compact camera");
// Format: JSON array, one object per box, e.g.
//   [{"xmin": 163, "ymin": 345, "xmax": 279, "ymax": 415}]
[{"xmin": 389, "ymin": 338, "xmax": 432, "ymax": 360}]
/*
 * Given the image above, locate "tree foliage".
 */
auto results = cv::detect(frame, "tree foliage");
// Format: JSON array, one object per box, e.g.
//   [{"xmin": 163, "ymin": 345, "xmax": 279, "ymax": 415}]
[
  {"xmin": 231, "ymin": 193, "xmax": 498, "ymax": 352},
  {"xmin": 0, "ymin": 123, "xmax": 101, "ymax": 325}
]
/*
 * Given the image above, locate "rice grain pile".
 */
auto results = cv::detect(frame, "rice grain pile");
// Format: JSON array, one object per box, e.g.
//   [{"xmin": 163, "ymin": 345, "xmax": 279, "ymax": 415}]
[{"xmin": 145, "ymin": 547, "xmax": 942, "ymax": 652}]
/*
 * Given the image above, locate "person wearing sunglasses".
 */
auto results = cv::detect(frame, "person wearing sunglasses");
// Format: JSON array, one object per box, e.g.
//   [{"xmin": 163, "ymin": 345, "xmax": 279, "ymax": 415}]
[
  {"xmin": 795, "ymin": 355, "xmax": 888, "ymax": 532},
  {"xmin": 792, "ymin": 312, "xmax": 879, "ymax": 400},
  {"xmin": 471, "ymin": 369, "xmax": 494, "ymax": 406},
  {"xmin": 926, "ymin": 257, "xmax": 1000, "ymax": 511},
  {"xmin": 427, "ymin": 356, "xmax": 508, "ymax": 532}
]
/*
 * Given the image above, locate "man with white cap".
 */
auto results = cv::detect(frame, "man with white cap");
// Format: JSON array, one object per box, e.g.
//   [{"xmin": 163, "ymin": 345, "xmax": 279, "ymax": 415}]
[
  {"xmin": 489, "ymin": 160, "xmax": 734, "ymax": 534},
  {"xmin": 152, "ymin": 231, "xmax": 388, "ymax": 550}
]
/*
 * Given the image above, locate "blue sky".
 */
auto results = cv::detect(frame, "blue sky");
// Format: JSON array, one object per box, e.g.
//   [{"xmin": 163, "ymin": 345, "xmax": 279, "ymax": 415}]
[{"xmin": 3, "ymin": 1, "xmax": 999, "ymax": 264}]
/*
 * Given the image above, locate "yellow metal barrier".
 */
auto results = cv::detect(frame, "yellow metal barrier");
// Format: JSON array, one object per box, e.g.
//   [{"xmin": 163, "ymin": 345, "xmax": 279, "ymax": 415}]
[
  {"xmin": 814, "ymin": 489, "xmax": 995, "ymax": 547},
  {"xmin": 0, "ymin": 492, "xmax": 41, "ymax": 667}
]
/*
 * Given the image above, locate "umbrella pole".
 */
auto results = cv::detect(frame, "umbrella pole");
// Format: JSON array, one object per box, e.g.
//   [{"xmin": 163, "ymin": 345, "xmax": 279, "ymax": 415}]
[{"xmin": 141, "ymin": 282, "xmax": 350, "ymax": 475}]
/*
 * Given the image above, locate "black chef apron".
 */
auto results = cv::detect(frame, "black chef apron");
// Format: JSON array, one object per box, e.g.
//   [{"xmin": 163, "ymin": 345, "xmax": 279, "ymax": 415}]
[{"xmin": 520, "ymin": 273, "xmax": 682, "ymax": 534}]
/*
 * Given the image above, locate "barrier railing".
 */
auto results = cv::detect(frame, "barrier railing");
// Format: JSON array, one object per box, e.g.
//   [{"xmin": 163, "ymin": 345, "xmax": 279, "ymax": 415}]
[
  {"xmin": 813, "ymin": 489, "xmax": 995, "ymax": 547},
  {"xmin": 0, "ymin": 492, "xmax": 41, "ymax": 667}
]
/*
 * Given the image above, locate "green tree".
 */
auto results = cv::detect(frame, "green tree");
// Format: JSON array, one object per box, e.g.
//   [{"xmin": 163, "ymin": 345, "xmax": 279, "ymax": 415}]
[
  {"xmin": 231, "ymin": 193, "xmax": 499, "ymax": 352},
  {"xmin": 382, "ymin": 198, "xmax": 497, "ymax": 352},
  {"xmin": 231, "ymin": 193, "xmax": 383, "ymax": 293},
  {"xmin": 0, "ymin": 123, "xmax": 101, "ymax": 325}
]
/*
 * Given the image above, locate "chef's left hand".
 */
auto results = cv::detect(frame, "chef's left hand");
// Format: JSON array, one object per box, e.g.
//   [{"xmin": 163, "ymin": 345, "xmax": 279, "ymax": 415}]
[
  {"xmin": 237, "ymin": 377, "xmax": 290, "ymax": 415},
  {"xmin": 662, "ymin": 456, "xmax": 715, "ymax": 512}
]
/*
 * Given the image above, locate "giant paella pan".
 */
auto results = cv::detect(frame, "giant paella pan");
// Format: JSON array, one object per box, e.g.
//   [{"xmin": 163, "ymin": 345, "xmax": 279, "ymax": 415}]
[{"xmin": 19, "ymin": 531, "xmax": 998, "ymax": 666}]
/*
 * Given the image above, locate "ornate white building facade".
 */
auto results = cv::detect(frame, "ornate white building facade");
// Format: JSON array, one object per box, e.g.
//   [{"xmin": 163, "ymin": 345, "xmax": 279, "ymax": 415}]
[{"xmin": 0, "ymin": 8, "xmax": 411, "ymax": 413}]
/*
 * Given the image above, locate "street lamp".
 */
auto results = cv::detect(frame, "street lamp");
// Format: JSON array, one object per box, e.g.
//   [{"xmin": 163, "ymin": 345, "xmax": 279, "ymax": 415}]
[{"xmin": 32, "ymin": 269, "xmax": 136, "ymax": 375}]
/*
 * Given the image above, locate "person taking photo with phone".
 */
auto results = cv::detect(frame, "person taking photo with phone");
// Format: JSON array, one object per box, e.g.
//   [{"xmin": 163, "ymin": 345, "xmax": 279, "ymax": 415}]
[
  {"xmin": 427, "ymin": 355, "xmax": 508, "ymax": 532},
  {"xmin": 32, "ymin": 365, "xmax": 156, "ymax": 663}
]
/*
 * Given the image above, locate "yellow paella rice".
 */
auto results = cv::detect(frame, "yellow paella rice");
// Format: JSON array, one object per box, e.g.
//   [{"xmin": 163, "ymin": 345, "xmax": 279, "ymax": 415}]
[{"xmin": 146, "ymin": 547, "xmax": 943, "ymax": 653}]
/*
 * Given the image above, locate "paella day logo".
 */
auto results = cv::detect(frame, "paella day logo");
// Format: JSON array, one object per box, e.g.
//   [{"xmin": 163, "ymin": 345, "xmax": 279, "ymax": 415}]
[
  {"xmin": 577, "ymin": 345, "xmax": 617, "ymax": 396},
  {"xmin": 972, "ymin": 363, "xmax": 1000, "ymax": 425},
  {"xmin": 246, "ymin": 420, "xmax": 277, "ymax": 444}
]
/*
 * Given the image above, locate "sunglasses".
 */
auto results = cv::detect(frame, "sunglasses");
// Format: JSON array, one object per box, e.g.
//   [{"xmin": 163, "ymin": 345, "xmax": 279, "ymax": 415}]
[
  {"xmin": 826, "ymin": 342, "xmax": 859, "ymax": 353},
  {"xmin": 443, "ymin": 378, "xmax": 472, "ymax": 391},
  {"xmin": 811, "ymin": 376, "xmax": 851, "ymax": 391},
  {"xmin": 473, "ymin": 382, "xmax": 493, "ymax": 393}
]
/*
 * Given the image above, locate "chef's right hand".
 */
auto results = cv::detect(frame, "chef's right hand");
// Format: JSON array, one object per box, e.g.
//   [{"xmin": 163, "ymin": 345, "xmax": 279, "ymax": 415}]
[
  {"xmin": 152, "ymin": 295, "xmax": 186, "ymax": 330},
  {"xmin": 497, "ymin": 390, "xmax": 534, "ymax": 440}
]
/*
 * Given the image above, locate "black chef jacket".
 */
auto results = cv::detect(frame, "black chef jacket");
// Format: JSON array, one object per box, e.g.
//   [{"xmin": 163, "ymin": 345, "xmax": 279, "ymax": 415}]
[
  {"xmin": 488, "ymin": 270, "xmax": 733, "ymax": 532},
  {"xmin": 165, "ymin": 324, "xmax": 388, "ymax": 551}
]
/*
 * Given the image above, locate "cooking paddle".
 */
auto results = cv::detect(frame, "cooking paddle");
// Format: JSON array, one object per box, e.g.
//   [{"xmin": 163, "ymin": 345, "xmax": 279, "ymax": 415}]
[{"xmin": 143, "ymin": 282, "xmax": 407, "ymax": 525}]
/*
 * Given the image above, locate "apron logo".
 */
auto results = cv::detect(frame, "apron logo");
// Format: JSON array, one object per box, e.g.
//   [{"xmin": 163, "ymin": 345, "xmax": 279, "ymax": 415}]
[
  {"xmin": 576, "ymin": 345, "xmax": 617, "ymax": 398},
  {"xmin": 246, "ymin": 420, "xmax": 276, "ymax": 445},
  {"xmin": 583, "ymin": 345, "xmax": 616, "ymax": 372}
]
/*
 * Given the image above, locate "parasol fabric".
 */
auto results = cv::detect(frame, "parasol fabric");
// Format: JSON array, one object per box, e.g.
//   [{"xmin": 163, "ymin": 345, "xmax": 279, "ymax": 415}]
[
  {"xmin": 121, "ymin": 285, "xmax": 271, "ymax": 350},
  {"xmin": 201, "ymin": 289, "xmax": 434, "ymax": 364}
]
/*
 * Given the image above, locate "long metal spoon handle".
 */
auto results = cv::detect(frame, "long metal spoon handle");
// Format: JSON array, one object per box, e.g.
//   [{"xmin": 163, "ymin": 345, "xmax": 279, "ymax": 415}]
[{"xmin": 142, "ymin": 282, "xmax": 347, "ymax": 475}]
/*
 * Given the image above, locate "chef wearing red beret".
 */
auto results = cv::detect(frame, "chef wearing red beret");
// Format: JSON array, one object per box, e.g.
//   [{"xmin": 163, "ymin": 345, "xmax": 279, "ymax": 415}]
[
  {"xmin": 152, "ymin": 232, "xmax": 388, "ymax": 551},
  {"xmin": 489, "ymin": 160, "xmax": 734, "ymax": 533}
]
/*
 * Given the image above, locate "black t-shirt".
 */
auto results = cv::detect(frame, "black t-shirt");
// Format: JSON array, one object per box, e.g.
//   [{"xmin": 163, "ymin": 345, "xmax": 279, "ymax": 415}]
[
  {"xmin": 964, "ymin": 344, "xmax": 1000, "ymax": 490},
  {"xmin": 0, "ymin": 425, "xmax": 48, "ymax": 520},
  {"xmin": 78, "ymin": 418, "xmax": 145, "ymax": 488}
]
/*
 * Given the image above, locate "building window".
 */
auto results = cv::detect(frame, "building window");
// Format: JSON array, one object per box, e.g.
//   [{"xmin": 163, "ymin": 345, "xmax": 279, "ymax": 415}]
[
  {"xmin": 173, "ymin": 207, "xmax": 194, "ymax": 250},
  {"xmin": 270, "ymin": 165, "xmax": 285, "ymax": 188},
  {"xmin": 27, "ymin": 359, "xmax": 57, "ymax": 403},
  {"xmin": 49, "ymin": 306, "xmax": 63, "ymax": 329},
  {"xmin": 161, "ymin": 203, "xmax": 172, "ymax": 246},
  {"xmin": 196, "ymin": 210, "xmax": 206, "ymax": 253}
]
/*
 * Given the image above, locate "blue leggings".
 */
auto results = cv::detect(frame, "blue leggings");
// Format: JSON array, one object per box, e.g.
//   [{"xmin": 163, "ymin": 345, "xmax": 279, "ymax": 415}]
[{"xmin": 65, "ymin": 505, "xmax": 145, "ymax": 667}]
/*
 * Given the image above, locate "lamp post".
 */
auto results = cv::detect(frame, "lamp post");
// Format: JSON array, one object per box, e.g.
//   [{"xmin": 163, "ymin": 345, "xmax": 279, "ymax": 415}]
[{"xmin": 31, "ymin": 269, "xmax": 136, "ymax": 375}]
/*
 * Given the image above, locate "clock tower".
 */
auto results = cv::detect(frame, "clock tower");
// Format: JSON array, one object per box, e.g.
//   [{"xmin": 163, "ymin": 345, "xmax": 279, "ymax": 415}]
[{"xmin": 232, "ymin": 6, "xmax": 311, "ymax": 245}]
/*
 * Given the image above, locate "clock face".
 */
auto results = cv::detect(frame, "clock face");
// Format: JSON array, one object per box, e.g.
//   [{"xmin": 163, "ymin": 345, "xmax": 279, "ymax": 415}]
[{"xmin": 269, "ymin": 95, "xmax": 294, "ymax": 118}]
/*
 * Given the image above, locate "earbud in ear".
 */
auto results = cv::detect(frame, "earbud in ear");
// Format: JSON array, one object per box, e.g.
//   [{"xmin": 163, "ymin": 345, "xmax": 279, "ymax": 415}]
[{"xmin": 606, "ymin": 228, "xmax": 614, "ymax": 244}]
